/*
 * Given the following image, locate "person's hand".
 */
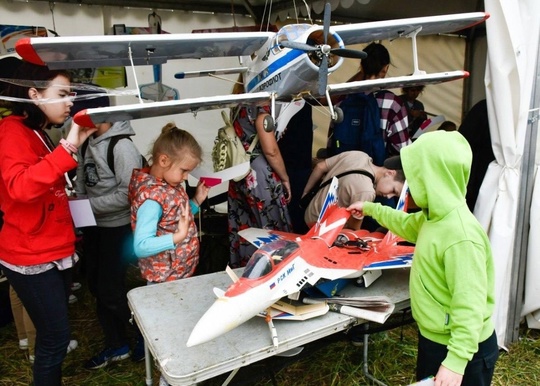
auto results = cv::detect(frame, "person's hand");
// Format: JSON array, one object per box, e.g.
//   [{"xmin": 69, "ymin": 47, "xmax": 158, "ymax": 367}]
[
  {"xmin": 411, "ymin": 109, "xmax": 428, "ymax": 121},
  {"xmin": 173, "ymin": 201, "xmax": 190, "ymax": 245},
  {"xmin": 66, "ymin": 122, "xmax": 97, "ymax": 148},
  {"xmin": 434, "ymin": 365, "xmax": 463, "ymax": 386},
  {"xmin": 282, "ymin": 180, "xmax": 292, "ymax": 203},
  {"xmin": 194, "ymin": 180, "xmax": 210, "ymax": 206},
  {"xmin": 346, "ymin": 201, "xmax": 365, "ymax": 220}
]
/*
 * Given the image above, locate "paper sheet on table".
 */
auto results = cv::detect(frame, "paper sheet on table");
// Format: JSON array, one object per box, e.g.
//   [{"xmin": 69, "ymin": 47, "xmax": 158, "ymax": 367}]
[
  {"xmin": 190, "ymin": 162, "xmax": 250, "ymax": 187},
  {"xmin": 412, "ymin": 115, "xmax": 446, "ymax": 139},
  {"xmin": 68, "ymin": 198, "xmax": 96, "ymax": 227}
]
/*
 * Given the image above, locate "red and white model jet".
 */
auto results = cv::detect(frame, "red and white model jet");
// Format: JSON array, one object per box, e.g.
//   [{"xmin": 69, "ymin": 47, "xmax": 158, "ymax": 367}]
[{"xmin": 186, "ymin": 177, "xmax": 414, "ymax": 347}]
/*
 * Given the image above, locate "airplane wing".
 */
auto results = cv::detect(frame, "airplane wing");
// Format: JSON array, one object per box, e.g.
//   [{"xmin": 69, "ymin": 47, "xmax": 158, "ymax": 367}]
[
  {"xmin": 332, "ymin": 12, "xmax": 489, "ymax": 45},
  {"xmin": 73, "ymin": 92, "xmax": 272, "ymax": 127},
  {"xmin": 71, "ymin": 71, "xmax": 466, "ymax": 127},
  {"xmin": 238, "ymin": 228, "xmax": 301, "ymax": 249},
  {"xmin": 15, "ymin": 32, "xmax": 274, "ymax": 69},
  {"xmin": 15, "ymin": 13, "xmax": 487, "ymax": 70},
  {"xmin": 327, "ymin": 71, "xmax": 468, "ymax": 97}
]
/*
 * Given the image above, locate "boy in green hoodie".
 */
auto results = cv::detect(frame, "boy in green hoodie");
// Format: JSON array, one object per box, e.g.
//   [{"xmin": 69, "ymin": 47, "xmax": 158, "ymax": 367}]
[{"xmin": 348, "ymin": 131, "xmax": 498, "ymax": 386}]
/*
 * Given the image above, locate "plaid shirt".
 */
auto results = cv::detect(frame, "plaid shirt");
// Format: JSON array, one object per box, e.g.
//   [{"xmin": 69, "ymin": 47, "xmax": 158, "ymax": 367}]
[{"xmin": 375, "ymin": 90, "xmax": 411, "ymax": 155}]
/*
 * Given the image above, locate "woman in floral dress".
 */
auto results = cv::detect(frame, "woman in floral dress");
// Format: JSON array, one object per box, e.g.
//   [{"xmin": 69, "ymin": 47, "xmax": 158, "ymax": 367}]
[{"xmin": 228, "ymin": 101, "xmax": 292, "ymax": 267}]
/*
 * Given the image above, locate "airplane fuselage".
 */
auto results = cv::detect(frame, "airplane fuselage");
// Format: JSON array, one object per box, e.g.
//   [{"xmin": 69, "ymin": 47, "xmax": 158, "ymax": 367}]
[{"xmin": 244, "ymin": 24, "xmax": 344, "ymax": 98}]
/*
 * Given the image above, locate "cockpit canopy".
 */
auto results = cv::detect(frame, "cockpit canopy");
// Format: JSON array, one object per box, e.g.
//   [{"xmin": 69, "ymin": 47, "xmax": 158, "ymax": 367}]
[{"xmin": 242, "ymin": 239, "xmax": 300, "ymax": 279}]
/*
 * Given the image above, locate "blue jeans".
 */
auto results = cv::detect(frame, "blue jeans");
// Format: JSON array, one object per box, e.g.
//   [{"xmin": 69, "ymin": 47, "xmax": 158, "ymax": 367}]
[{"xmin": 2, "ymin": 264, "xmax": 72, "ymax": 386}]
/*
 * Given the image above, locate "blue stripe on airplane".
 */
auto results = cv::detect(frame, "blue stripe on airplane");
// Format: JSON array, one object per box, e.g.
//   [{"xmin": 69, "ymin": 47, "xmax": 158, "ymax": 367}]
[
  {"xmin": 364, "ymin": 254, "xmax": 413, "ymax": 268},
  {"xmin": 247, "ymin": 49, "xmax": 304, "ymax": 92}
]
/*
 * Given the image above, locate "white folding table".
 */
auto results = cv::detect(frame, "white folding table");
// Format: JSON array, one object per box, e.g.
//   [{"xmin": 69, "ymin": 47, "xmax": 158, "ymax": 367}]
[{"xmin": 127, "ymin": 268, "xmax": 411, "ymax": 386}]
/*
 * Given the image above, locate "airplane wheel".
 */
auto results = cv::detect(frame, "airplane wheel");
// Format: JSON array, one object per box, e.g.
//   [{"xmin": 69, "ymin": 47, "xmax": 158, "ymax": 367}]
[
  {"xmin": 333, "ymin": 107, "xmax": 344, "ymax": 124},
  {"xmin": 263, "ymin": 115, "xmax": 275, "ymax": 132}
]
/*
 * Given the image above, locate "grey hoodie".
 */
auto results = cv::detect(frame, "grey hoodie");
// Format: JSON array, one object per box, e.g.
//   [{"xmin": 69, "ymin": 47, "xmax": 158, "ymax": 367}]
[{"xmin": 75, "ymin": 121, "xmax": 143, "ymax": 227}]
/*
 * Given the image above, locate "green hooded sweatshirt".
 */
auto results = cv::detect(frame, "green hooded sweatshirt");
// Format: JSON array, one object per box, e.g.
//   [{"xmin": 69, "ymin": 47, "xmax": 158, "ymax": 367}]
[{"xmin": 363, "ymin": 131, "xmax": 495, "ymax": 375}]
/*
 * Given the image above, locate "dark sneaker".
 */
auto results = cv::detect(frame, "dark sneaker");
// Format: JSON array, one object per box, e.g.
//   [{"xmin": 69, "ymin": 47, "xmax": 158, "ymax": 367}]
[
  {"xmin": 131, "ymin": 339, "xmax": 145, "ymax": 362},
  {"xmin": 84, "ymin": 345, "xmax": 130, "ymax": 369}
]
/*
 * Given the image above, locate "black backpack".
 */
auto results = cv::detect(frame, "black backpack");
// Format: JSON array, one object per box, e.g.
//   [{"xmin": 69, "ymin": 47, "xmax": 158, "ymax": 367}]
[
  {"xmin": 328, "ymin": 92, "xmax": 386, "ymax": 166},
  {"xmin": 81, "ymin": 134, "xmax": 147, "ymax": 175}
]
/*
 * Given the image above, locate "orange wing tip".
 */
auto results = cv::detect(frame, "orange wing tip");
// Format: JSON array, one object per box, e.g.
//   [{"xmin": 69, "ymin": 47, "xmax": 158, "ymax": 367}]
[
  {"xmin": 15, "ymin": 38, "xmax": 46, "ymax": 66},
  {"xmin": 73, "ymin": 110, "xmax": 96, "ymax": 128}
]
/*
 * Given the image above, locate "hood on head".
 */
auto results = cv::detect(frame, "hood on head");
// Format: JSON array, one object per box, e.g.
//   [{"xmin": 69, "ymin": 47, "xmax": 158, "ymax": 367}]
[{"xmin": 400, "ymin": 131, "xmax": 471, "ymax": 220}]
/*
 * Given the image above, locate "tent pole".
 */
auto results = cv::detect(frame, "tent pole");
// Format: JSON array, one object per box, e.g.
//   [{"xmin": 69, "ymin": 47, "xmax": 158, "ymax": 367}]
[{"xmin": 505, "ymin": 34, "xmax": 540, "ymax": 345}]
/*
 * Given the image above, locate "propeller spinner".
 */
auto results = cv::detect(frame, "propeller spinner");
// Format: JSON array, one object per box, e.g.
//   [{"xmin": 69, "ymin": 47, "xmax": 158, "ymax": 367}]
[{"xmin": 280, "ymin": 2, "xmax": 367, "ymax": 96}]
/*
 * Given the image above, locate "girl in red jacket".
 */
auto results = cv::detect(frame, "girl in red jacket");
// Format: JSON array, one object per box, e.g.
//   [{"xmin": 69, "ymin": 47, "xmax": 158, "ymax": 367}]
[{"xmin": 0, "ymin": 61, "xmax": 96, "ymax": 386}]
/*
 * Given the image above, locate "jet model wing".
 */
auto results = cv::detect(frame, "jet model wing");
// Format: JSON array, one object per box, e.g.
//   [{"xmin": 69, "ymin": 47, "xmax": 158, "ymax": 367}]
[
  {"xmin": 238, "ymin": 228, "xmax": 301, "ymax": 249},
  {"xmin": 15, "ymin": 32, "xmax": 274, "ymax": 69},
  {"xmin": 333, "ymin": 12, "xmax": 489, "ymax": 45}
]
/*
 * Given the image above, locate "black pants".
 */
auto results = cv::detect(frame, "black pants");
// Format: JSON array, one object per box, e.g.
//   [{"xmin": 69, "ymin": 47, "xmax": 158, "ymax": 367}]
[
  {"xmin": 83, "ymin": 224, "xmax": 135, "ymax": 349},
  {"xmin": 416, "ymin": 330, "xmax": 499, "ymax": 386}
]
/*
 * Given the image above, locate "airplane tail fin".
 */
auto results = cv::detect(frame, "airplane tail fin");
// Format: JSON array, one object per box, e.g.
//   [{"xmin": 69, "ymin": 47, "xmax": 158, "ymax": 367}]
[
  {"xmin": 305, "ymin": 177, "xmax": 349, "ymax": 245},
  {"xmin": 381, "ymin": 180, "xmax": 409, "ymax": 246}
]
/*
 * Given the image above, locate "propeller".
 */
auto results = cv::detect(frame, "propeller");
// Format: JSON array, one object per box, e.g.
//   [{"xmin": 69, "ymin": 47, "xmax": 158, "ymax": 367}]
[
  {"xmin": 318, "ymin": 2, "xmax": 331, "ymax": 96},
  {"xmin": 280, "ymin": 2, "xmax": 367, "ymax": 96}
]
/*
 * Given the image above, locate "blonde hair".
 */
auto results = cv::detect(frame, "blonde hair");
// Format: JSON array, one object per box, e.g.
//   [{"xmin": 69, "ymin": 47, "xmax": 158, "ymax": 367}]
[{"xmin": 151, "ymin": 123, "xmax": 203, "ymax": 164}]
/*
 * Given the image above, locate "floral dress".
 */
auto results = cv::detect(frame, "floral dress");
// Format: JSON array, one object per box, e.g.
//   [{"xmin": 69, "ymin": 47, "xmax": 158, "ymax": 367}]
[{"xmin": 228, "ymin": 106, "xmax": 292, "ymax": 267}]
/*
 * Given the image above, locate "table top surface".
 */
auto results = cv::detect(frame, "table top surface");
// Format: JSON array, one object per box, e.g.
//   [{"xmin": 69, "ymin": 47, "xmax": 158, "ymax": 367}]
[{"xmin": 127, "ymin": 268, "xmax": 410, "ymax": 385}]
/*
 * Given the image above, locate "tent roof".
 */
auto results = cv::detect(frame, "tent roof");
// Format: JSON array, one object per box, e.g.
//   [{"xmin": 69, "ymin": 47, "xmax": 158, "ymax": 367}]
[{"xmin": 32, "ymin": 0, "xmax": 485, "ymax": 25}]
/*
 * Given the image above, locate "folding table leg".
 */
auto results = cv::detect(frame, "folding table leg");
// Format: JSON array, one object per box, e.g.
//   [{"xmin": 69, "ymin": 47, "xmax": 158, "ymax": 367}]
[
  {"xmin": 362, "ymin": 323, "xmax": 387, "ymax": 386},
  {"xmin": 145, "ymin": 341, "xmax": 153, "ymax": 386},
  {"xmin": 221, "ymin": 367, "xmax": 241, "ymax": 386}
]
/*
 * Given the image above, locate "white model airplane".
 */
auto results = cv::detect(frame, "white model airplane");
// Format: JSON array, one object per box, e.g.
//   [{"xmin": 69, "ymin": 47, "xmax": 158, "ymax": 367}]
[
  {"xmin": 186, "ymin": 178, "xmax": 414, "ymax": 347},
  {"xmin": 14, "ymin": 5, "xmax": 488, "ymax": 128}
]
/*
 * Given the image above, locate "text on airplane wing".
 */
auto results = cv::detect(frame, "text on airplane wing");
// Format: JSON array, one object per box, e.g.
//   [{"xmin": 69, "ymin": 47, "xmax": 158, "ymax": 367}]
[{"xmin": 15, "ymin": 32, "xmax": 274, "ymax": 69}]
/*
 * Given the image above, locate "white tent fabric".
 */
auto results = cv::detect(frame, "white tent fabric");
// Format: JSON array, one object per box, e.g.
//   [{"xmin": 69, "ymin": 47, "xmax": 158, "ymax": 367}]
[{"xmin": 476, "ymin": 0, "xmax": 540, "ymax": 348}]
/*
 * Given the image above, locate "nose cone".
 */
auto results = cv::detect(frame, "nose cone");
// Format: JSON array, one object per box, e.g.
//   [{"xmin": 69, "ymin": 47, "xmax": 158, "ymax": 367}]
[{"xmin": 186, "ymin": 292, "xmax": 275, "ymax": 347}]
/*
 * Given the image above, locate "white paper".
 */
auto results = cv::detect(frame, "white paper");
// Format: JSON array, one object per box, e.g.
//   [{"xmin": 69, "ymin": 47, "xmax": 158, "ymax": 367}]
[{"xmin": 68, "ymin": 198, "xmax": 96, "ymax": 228}]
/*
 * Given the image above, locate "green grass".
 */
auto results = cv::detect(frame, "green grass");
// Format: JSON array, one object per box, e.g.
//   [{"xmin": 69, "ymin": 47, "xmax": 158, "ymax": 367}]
[{"xmin": 1, "ymin": 265, "xmax": 540, "ymax": 385}]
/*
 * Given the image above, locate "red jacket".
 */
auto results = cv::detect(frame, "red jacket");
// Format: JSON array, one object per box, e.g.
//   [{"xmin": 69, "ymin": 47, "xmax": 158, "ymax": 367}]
[{"xmin": 0, "ymin": 116, "xmax": 78, "ymax": 265}]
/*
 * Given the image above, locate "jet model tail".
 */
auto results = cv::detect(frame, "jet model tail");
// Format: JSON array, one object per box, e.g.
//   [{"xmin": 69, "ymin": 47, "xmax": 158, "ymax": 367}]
[
  {"xmin": 305, "ymin": 177, "xmax": 349, "ymax": 246},
  {"xmin": 380, "ymin": 180, "xmax": 409, "ymax": 246}
]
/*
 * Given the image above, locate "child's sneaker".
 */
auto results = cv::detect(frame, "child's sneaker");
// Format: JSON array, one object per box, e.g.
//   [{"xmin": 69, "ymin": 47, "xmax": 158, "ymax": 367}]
[
  {"xmin": 29, "ymin": 340, "xmax": 77, "ymax": 364},
  {"xmin": 19, "ymin": 338, "xmax": 29, "ymax": 350},
  {"xmin": 71, "ymin": 282, "xmax": 82, "ymax": 291},
  {"xmin": 84, "ymin": 345, "xmax": 130, "ymax": 369},
  {"xmin": 68, "ymin": 294, "xmax": 78, "ymax": 304},
  {"xmin": 67, "ymin": 339, "xmax": 78, "ymax": 354}
]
